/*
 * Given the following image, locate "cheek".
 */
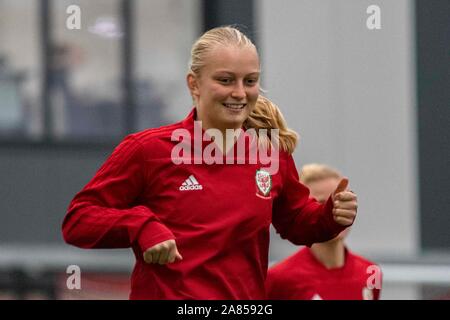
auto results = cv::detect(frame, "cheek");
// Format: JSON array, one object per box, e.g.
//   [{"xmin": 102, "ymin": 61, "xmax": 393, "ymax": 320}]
[
  {"xmin": 247, "ymin": 88, "xmax": 260, "ymax": 105},
  {"xmin": 208, "ymin": 85, "xmax": 230, "ymax": 101},
  {"xmin": 249, "ymin": 85, "xmax": 260, "ymax": 98}
]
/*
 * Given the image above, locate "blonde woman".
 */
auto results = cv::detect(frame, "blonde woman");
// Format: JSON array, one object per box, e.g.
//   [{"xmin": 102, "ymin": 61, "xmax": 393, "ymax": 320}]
[
  {"xmin": 266, "ymin": 164, "xmax": 381, "ymax": 300},
  {"xmin": 62, "ymin": 26, "xmax": 357, "ymax": 299}
]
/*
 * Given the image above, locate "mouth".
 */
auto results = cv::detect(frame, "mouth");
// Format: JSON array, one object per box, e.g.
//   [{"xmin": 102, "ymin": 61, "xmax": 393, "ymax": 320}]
[{"xmin": 222, "ymin": 103, "xmax": 247, "ymax": 110}]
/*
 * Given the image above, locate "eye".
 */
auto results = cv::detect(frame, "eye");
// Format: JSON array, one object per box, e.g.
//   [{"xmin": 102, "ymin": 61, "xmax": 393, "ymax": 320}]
[
  {"xmin": 245, "ymin": 78, "xmax": 259, "ymax": 86},
  {"xmin": 217, "ymin": 78, "xmax": 232, "ymax": 84}
]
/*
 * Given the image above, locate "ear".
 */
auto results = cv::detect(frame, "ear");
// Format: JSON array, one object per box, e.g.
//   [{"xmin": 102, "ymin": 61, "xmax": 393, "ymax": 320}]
[{"xmin": 186, "ymin": 73, "xmax": 200, "ymax": 99}]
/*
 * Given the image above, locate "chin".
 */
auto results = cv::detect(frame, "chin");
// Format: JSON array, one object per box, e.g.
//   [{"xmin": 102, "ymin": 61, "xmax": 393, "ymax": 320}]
[
  {"xmin": 220, "ymin": 109, "xmax": 249, "ymax": 127},
  {"xmin": 228, "ymin": 115, "xmax": 249, "ymax": 128}
]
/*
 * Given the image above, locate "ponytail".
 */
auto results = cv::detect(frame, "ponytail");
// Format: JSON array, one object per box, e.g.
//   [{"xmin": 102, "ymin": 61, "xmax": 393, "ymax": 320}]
[{"xmin": 244, "ymin": 95, "xmax": 299, "ymax": 154}]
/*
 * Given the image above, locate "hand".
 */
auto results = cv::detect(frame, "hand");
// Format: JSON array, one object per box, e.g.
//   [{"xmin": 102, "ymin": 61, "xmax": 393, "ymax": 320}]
[
  {"xmin": 143, "ymin": 239, "xmax": 183, "ymax": 265},
  {"xmin": 331, "ymin": 178, "xmax": 357, "ymax": 226}
]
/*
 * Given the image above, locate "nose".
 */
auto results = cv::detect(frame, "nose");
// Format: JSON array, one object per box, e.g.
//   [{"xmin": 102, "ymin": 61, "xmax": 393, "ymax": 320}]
[{"xmin": 231, "ymin": 81, "xmax": 246, "ymax": 100}]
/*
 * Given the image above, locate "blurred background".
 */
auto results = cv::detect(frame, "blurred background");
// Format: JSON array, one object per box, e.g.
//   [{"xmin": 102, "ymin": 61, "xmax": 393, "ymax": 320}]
[{"xmin": 0, "ymin": 0, "xmax": 448, "ymax": 299}]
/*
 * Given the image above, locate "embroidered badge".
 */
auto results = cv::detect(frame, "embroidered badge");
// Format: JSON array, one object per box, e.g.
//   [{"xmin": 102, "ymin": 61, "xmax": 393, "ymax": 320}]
[{"xmin": 255, "ymin": 169, "xmax": 272, "ymax": 198}]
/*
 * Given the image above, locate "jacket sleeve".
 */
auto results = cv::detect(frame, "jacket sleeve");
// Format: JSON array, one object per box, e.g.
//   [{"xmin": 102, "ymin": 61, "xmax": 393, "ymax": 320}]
[
  {"xmin": 62, "ymin": 135, "xmax": 174, "ymax": 252},
  {"xmin": 272, "ymin": 154, "xmax": 347, "ymax": 247}
]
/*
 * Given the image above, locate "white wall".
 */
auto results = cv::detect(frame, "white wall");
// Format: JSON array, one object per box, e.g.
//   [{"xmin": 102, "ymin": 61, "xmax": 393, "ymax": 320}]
[{"xmin": 260, "ymin": 0, "xmax": 419, "ymax": 260}]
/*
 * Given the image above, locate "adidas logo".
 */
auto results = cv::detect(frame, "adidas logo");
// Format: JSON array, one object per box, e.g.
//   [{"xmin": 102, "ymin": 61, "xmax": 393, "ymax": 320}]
[{"xmin": 179, "ymin": 175, "xmax": 203, "ymax": 191}]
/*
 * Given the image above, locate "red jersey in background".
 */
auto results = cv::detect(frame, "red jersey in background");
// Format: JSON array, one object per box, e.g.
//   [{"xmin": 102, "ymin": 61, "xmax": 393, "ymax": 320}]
[{"xmin": 266, "ymin": 247, "xmax": 382, "ymax": 300}]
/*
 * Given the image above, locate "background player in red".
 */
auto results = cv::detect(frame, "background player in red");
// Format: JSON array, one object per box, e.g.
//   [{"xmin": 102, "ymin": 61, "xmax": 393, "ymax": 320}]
[
  {"xmin": 62, "ymin": 26, "xmax": 358, "ymax": 299},
  {"xmin": 266, "ymin": 164, "xmax": 382, "ymax": 300}
]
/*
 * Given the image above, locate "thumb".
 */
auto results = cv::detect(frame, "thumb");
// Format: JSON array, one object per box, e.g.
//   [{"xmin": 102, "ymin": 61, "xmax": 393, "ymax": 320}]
[
  {"xmin": 333, "ymin": 178, "xmax": 349, "ymax": 198},
  {"xmin": 175, "ymin": 248, "xmax": 183, "ymax": 261}
]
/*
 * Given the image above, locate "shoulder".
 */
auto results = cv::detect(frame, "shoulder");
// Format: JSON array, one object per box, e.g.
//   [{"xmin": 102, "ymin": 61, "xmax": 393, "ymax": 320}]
[
  {"xmin": 267, "ymin": 248, "xmax": 313, "ymax": 291},
  {"xmin": 347, "ymin": 250, "xmax": 380, "ymax": 270},
  {"xmin": 275, "ymin": 150, "xmax": 296, "ymax": 176},
  {"xmin": 113, "ymin": 119, "xmax": 186, "ymax": 160},
  {"xmin": 278, "ymin": 150, "xmax": 293, "ymax": 162},
  {"xmin": 102, "ymin": 119, "xmax": 187, "ymax": 165},
  {"xmin": 269, "ymin": 247, "xmax": 309, "ymax": 276},
  {"xmin": 130, "ymin": 120, "xmax": 185, "ymax": 146}
]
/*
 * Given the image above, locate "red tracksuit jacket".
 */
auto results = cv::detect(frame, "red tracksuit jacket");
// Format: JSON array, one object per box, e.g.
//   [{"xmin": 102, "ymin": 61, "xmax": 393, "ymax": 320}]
[
  {"xmin": 62, "ymin": 108, "xmax": 346, "ymax": 299},
  {"xmin": 266, "ymin": 247, "xmax": 382, "ymax": 300}
]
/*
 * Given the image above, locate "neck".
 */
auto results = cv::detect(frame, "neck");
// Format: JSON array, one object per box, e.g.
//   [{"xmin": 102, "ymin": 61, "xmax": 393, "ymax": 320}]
[
  {"xmin": 310, "ymin": 239, "xmax": 346, "ymax": 269},
  {"xmin": 205, "ymin": 125, "xmax": 236, "ymax": 154},
  {"xmin": 195, "ymin": 111, "xmax": 242, "ymax": 154}
]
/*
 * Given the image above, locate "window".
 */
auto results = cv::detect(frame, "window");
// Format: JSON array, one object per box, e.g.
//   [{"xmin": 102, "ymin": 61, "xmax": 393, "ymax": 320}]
[
  {"xmin": 0, "ymin": 0, "xmax": 41, "ymax": 139},
  {"xmin": 0, "ymin": 0, "xmax": 201, "ymax": 142},
  {"xmin": 51, "ymin": 0, "xmax": 123, "ymax": 139},
  {"xmin": 134, "ymin": 0, "xmax": 200, "ymax": 129}
]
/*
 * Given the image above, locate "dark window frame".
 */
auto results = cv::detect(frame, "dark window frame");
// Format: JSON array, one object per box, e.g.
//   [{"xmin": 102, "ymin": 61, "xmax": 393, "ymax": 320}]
[{"xmin": 0, "ymin": 0, "xmax": 255, "ymax": 147}]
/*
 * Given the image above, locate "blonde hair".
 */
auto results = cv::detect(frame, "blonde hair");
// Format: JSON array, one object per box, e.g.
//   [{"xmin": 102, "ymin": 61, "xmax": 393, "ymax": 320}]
[
  {"xmin": 189, "ymin": 26, "xmax": 256, "ymax": 75},
  {"xmin": 244, "ymin": 95, "xmax": 298, "ymax": 154},
  {"xmin": 300, "ymin": 164, "xmax": 341, "ymax": 185},
  {"xmin": 189, "ymin": 26, "xmax": 298, "ymax": 154}
]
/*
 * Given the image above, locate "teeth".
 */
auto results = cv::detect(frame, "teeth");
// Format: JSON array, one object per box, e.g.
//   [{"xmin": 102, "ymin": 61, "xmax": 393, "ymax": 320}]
[{"xmin": 223, "ymin": 103, "xmax": 246, "ymax": 109}]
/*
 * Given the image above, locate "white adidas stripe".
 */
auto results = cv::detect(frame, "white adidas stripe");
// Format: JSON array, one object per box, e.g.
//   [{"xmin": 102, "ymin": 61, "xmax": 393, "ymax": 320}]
[
  {"xmin": 189, "ymin": 175, "xmax": 199, "ymax": 185},
  {"xmin": 179, "ymin": 175, "xmax": 203, "ymax": 191}
]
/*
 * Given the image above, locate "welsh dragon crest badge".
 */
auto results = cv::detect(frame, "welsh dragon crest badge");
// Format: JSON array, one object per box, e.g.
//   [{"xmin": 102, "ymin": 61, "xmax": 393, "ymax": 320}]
[{"xmin": 255, "ymin": 169, "xmax": 272, "ymax": 198}]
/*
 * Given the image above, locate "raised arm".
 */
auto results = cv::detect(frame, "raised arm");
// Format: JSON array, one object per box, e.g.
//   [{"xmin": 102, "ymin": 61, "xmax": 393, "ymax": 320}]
[{"xmin": 272, "ymin": 155, "xmax": 356, "ymax": 247}]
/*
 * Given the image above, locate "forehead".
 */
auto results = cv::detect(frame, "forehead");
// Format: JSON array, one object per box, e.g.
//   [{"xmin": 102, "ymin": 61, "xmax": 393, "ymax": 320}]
[{"xmin": 203, "ymin": 45, "xmax": 260, "ymax": 73}]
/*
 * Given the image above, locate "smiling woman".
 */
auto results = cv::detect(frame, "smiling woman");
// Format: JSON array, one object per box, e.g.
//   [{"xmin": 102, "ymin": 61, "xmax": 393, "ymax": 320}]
[
  {"xmin": 62, "ymin": 26, "xmax": 358, "ymax": 300},
  {"xmin": 187, "ymin": 39, "xmax": 260, "ymax": 141}
]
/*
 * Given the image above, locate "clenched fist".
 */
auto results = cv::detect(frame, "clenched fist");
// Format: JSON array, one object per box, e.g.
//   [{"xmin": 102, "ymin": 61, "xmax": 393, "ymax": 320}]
[{"xmin": 143, "ymin": 239, "xmax": 183, "ymax": 265}]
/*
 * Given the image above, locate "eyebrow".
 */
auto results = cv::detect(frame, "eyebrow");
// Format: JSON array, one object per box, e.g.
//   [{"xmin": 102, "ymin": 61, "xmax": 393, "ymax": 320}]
[{"xmin": 213, "ymin": 71, "xmax": 260, "ymax": 77}]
